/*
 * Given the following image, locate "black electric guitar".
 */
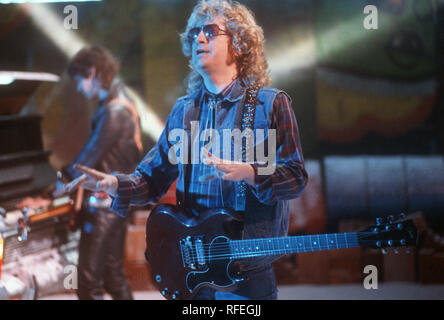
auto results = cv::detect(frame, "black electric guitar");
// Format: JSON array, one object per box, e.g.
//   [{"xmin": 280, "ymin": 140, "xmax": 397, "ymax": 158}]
[{"xmin": 145, "ymin": 204, "xmax": 418, "ymax": 300}]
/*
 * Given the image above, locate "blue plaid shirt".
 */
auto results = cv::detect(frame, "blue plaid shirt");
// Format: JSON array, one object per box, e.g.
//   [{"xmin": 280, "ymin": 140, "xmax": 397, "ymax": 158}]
[{"xmin": 111, "ymin": 79, "xmax": 307, "ymax": 220}]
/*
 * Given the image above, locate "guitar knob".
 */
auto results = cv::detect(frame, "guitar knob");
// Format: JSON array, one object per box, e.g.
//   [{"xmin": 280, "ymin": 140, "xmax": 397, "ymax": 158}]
[
  {"xmin": 381, "ymin": 248, "xmax": 388, "ymax": 255},
  {"xmin": 376, "ymin": 241, "xmax": 382, "ymax": 248},
  {"xmin": 400, "ymin": 239, "xmax": 406, "ymax": 246},
  {"xmin": 172, "ymin": 290, "xmax": 180, "ymax": 300},
  {"xmin": 388, "ymin": 240, "xmax": 393, "ymax": 246},
  {"xmin": 161, "ymin": 287, "xmax": 169, "ymax": 298}
]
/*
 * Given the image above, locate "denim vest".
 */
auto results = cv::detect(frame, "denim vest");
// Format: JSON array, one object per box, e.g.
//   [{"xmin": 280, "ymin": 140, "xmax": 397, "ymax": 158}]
[{"xmin": 176, "ymin": 85, "xmax": 294, "ymax": 269}]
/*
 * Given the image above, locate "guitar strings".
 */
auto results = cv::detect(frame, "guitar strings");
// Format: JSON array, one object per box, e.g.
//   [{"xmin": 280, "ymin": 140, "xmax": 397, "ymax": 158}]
[
  {"xmin": 183, "ymin": 230, "xmax": 396, "ymax": 262},
  {"xmin": 186, "ymin": 244, "xmax": 357, "ymax": 261},
  {"xmin": 182, "ymin": 233, "xmax": 367, "ymax": 261},
  {"xmin": 183, "ymin": 233, "xmax": 363, "ymax": 255},
  {"xmin": 187, "ymin": 241, "xmax": 361, "ymax": 262},
  {"xmin": 189, "ymin": 232, "xmax": 365, "ymax": 250},
  {"xmin": 181, "ymin": 230, "xmax": 403, "ymax": 262}
]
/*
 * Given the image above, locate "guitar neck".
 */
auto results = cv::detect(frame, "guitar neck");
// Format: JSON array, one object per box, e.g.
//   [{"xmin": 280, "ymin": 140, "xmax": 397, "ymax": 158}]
[{"xmin": 229, "ymin": 232, "xmax": 360, "ymax": 259}]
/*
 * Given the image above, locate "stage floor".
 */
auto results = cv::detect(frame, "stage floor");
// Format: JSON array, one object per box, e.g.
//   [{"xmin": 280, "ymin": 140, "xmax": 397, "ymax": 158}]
[{"xmin": 40, "ymin": 283, "xmax": 444, "ymax": 300}]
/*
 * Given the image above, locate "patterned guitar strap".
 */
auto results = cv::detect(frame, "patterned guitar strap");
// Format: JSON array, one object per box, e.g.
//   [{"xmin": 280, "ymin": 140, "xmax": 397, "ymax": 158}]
[{"xmin": 236, "ymin": 85, "xmax": 260, "ymax": 204}]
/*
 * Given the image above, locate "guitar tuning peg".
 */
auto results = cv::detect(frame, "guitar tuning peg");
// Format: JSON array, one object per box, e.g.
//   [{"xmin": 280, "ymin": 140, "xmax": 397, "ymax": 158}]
[{"xmin": 381, "ymin": 248, "xmax": 388, "ymax": 255}]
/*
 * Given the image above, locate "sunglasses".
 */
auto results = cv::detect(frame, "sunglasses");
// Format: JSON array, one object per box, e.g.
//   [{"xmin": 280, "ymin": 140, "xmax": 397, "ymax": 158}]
[{"xmin": 187, "ymin": 24, "xmax": 229, "ymax": 42}]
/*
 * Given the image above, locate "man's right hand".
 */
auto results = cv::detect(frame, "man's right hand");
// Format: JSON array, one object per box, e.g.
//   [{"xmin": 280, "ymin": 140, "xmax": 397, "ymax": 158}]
[{"xmin": 64, "ymin": 164, "xmax": 118, "ymax": 197}]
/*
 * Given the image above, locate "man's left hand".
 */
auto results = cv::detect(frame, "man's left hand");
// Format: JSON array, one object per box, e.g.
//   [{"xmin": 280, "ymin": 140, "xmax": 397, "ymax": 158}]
[{"xmin": 200, "ymin": 147, "xmax": 255, "ymax": 186}]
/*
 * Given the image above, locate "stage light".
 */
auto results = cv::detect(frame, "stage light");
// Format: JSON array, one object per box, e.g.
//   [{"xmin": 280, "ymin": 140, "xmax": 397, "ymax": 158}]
[
  {"xmin": 21, "ymin": 3, "xmax": 165, "ymax": 142},
  {"xmin": 267, "ymin": 11, "xmax": 409, "ymax": 84},
  {"xmin": 24, "ymin": 4, "xmax": 87, "ymax": 57},
  {"xmin": 0, "ymin": 71, "xmax": 59, "ymax": 83},
  {"xmin": 125, "ymin": 87, "xmax": 166, "ymax": 142},
  {"xmin": 0, "ymin": 71, "xmax": 59, "ymax": 85},
  {"xmin": 268, "ymin": 33, "xmax": 316, "ymax": 84},
  {"xmin": 0, "ymin": 74, "xmax": 14, "ymax": 85}
]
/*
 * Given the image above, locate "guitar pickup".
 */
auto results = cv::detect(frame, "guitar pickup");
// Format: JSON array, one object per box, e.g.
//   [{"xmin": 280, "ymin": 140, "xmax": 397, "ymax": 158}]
[
  {"xmin": 195, "ymin": 238, "xmax": 205, "ymax": 266},
  {"xmin": 180, "ymin": 236, "xmax": 206, "ymax": 269}
]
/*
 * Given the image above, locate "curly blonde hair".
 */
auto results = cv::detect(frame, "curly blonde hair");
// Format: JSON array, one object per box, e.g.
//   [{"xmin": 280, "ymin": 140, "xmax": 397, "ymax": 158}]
[{"xmin": 180, "ymin": 0, "xmax": 271, "ymax": 95}]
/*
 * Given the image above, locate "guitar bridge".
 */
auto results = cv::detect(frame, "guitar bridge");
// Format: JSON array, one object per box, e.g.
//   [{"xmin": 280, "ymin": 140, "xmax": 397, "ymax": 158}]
[{"xmin": 180, "ymin": 236, "xmax": 207, "ymax": 269}]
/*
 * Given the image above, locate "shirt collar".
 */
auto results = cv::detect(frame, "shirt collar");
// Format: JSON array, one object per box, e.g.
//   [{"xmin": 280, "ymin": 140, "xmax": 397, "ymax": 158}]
[
  {"xmin": 198, "ymin": 78, "xmax": 246, "ymax": 107},
  {"xmin": 225, "ymin": 78, "xmax": 246, "ymax": 102}
]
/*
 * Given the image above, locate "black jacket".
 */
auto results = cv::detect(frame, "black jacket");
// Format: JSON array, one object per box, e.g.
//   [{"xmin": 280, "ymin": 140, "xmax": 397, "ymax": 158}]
[{"xmin": 63, "ymin": 79, "xmax": 143, "ymax": 180}]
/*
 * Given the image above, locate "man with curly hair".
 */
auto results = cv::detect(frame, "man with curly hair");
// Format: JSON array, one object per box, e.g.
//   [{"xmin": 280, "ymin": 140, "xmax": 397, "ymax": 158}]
[{"xmin": 65, "ymin": 0, "xmax": 307, "ymax": 300}]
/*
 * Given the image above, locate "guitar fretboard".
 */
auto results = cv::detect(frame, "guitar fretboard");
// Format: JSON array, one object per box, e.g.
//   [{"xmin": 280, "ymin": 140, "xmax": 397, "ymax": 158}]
[{"xmin": 228, "ymin": 233, "xmax": 359, "ymax": 259}]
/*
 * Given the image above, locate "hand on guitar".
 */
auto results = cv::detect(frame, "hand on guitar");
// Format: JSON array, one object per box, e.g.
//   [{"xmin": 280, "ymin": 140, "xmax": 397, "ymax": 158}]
[
  {"xmin": 51, "ymin": 170, "xmax": 71, "ymax": 198},
  {"xmin": 64, "ymin": 164, "xmax": 118, "ymax": 197},
  {"xmin": 200, "ymin": 147, "xmax": 255, "ymax": 186},
  {"xmin": 52, "ymin": 180, "xmax": 68, "ymax": 198}
]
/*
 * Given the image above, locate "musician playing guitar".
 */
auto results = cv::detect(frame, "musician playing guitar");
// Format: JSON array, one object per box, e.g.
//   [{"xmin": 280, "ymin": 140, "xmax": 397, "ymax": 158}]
[{"xmin": 65, "ymin": 0, "xmax": 308, "ymax": 300}]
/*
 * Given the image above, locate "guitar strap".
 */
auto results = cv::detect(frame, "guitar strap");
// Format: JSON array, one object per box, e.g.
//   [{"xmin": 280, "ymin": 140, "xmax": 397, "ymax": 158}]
[
  {"xmin": 235, "ymin": 86, "xmax": 260, "ymax": 206},
  {"xmin": 181, "ymin": 85, "xmax": 261, "ymax": 214}
]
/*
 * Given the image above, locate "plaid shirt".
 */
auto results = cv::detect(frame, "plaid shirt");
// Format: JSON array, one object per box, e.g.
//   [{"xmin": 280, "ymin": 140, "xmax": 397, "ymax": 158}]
[{"xmin": 111, "ymin": 79, "xmax": 307, "ymax": 218}]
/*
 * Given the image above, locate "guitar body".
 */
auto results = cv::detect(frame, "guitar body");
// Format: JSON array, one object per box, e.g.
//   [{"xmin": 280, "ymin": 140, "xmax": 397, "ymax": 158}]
[
  {"xmin": 145, "ymin": 204, "xmax": 418, "ymax": 300},
  {"xmin": 145, "ymin": 204, "xmax": 244, "ymax": 300}
]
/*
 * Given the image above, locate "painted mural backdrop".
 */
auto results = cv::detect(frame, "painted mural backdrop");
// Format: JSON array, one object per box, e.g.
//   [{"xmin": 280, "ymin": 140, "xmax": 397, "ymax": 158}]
[{"xmin": 315, "ymin": 0, "xmax": 436, "ymax": 144}]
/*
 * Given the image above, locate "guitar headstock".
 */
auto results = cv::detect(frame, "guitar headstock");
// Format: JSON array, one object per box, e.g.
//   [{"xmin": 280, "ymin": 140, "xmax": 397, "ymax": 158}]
[{"xmin": 358, "ymin": 214, "xmax": 418, "ymax": 253}]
